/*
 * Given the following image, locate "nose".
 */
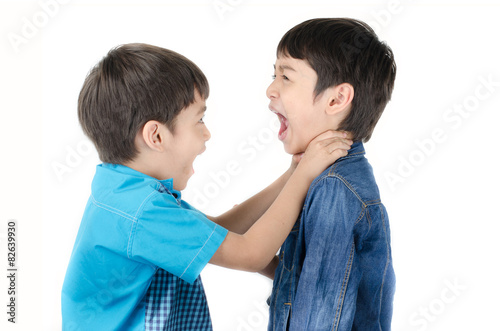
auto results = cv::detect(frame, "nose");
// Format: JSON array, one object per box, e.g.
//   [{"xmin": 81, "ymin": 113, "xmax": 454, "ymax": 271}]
[
  {"xmin": 266, "ymin": 80, "xmax": 278, "ymax": 100},
  {"xmin": 203, "ymin": 125, "xmax": 211, "ymax": 141}
]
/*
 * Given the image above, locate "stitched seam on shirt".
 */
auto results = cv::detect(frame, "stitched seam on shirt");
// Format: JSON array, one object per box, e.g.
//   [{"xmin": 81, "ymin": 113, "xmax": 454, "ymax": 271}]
[
  {"xmin": 312, "ymin": 174, "xmax": 383, "ymax": 209},
  {"xmin": 366, "ymin": 207, "xmax": 373, "ymax": 228},
  {"xmin": 378, "ymin": 204, "xmax": 391, "ymax": 328},
  {"xmin": 311, "ymin": 174, "xmax": 366, "ymax": 206},
  {"xmin": 332, "ymin": 241, "xmax": 355, "ymax": 331},
  {"xmin": 133, "ymin": 190, "xmax": 158, "ymax": 220},
  {"xmin": 354, "ymin": 206, "xmax": 366, "ymax": 226},
  {"xmin": 90, "ymin": 195, "xmax": 137, "ymax": 222},
  {"xmin": 287, "ymin": 302, "xmax": 292, "ymax": 329},
  {"xmin": 127, "ymin": 190, "xmax": 158, "ymax": 259},
  {"xmin": 179, "ymin": 223, "xmax": 218, "ymax": 279},
  {"xmin": 272, "ymin": 255, "xmax": 286, "ymax": 330},
  {"xmin": 365, "ymin": 199, "xmax": 382, "ymax": 205}
]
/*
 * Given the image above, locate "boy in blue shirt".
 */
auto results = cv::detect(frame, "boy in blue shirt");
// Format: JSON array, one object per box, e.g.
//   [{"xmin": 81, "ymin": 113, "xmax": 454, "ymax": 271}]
[
  {"xmin": 61, "ymin": 43, "xmax": 352, "ymax": 330},
  {"xmin": 266, "ymin": 18, "xmax": 396, "ymax": 330}
]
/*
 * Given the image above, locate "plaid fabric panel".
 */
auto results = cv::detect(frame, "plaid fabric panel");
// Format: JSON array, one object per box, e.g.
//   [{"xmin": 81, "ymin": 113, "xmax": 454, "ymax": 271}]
[{"xmin": 144, "ymin": 268, "xmax": 213, "ymax": 331}]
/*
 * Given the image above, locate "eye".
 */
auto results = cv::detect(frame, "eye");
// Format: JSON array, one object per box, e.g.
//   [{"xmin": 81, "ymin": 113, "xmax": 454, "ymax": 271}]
[
  {"xmin": 271, "ymin": 74, "xmax": 289, "ymax": 81},
  {"xmin": 198, "ymin": 115, "xmax": 205, "ymax": 124}
]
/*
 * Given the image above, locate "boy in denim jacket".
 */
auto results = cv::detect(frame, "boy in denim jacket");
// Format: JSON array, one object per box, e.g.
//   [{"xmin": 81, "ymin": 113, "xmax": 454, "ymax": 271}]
[
  {"xmin": 61, "ymin": 43, "xmax": 352, "ymax": 330},
  {"xmin": 266, "ymin": 18, "xmax": 396, "ymax": 330}
]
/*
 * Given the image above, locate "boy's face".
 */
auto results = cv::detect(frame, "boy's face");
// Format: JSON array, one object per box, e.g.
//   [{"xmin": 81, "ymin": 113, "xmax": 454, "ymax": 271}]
[
  {"xmin": 267, "ymin": 56, "xmax": 336, "ymax": 155},
  {"xmin": 163, "ymin": 92, "xmax": 211, "ymax": 191}
]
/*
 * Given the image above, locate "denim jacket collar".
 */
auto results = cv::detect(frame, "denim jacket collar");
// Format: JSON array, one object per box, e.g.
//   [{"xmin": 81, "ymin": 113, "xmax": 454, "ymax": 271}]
[{"xmin": 338, "ymin": 141, "xmax": 365, "ymax": 161}]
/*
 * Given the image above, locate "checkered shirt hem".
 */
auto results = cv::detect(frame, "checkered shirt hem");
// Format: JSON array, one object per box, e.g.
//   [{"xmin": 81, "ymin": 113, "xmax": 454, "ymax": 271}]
[{"xmin": 144, "ymin": 268, "xmax": 213, "ymax": 331}]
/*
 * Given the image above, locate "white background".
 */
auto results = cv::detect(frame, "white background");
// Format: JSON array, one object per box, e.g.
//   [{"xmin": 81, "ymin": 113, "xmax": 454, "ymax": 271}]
[{"xmin": 1, "ymin": 0, "xmax": 499, "ymax": 330}]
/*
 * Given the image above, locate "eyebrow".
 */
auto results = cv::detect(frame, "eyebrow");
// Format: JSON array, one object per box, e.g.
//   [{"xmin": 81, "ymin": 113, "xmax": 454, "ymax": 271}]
[
  {"xmin": 196, "ymin": 106, "xmax": 207, "ymax": 116},
  {"xmin": 274, "ymin": 64, "xmax": 296, "ymax": 72}
]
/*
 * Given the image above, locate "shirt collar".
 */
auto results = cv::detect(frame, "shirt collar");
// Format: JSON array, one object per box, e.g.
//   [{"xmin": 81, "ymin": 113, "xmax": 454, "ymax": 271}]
[{"xmin": 98, "ymin": 163, "xmax": 181, "ymax": 198}]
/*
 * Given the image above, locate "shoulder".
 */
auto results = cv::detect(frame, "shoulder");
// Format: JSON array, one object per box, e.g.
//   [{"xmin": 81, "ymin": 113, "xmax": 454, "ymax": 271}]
[
  {"xmin": 308, "ymin": 143, "xmax": 381, "ymax": 205},
  {"xmin": 90, "ymin": 164, "xmax": 182, "ymax": 220}
]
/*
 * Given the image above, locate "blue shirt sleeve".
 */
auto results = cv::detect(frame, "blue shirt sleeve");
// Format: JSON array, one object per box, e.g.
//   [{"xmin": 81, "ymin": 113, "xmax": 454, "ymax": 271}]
[{"xmin": 129, "ymin": 191, "xmax": 228, "ymax": 284}]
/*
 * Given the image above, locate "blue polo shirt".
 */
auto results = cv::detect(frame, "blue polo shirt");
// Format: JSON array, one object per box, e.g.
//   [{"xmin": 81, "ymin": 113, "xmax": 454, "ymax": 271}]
[{"xmin": 62, "ymin": 164, "xmax": 228, "ymax": 330}]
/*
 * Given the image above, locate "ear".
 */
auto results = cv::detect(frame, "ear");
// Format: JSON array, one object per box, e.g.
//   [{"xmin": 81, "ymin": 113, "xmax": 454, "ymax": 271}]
[
  {"xmin": 141, "ymin": 120, "xmax": 170, "ymax": 152},
  {"xmin": 325, "ymin": 83, "xmax": 354, "ymax": 115}
]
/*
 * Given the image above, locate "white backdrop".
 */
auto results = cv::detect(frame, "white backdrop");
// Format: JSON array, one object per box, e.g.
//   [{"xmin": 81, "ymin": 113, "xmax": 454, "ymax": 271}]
[{"xmin": 1, "ymin": 0, "xmax": 499, "ymax": 330}]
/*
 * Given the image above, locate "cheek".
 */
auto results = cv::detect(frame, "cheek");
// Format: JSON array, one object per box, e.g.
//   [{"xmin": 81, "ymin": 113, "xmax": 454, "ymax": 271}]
[
  {"xmin": 290, "ymin": 118, "xmax": 323, "ymax": 151},
  {"xmin": 290, "ymin": 114, "xmax": 312, "ymax": 137}
]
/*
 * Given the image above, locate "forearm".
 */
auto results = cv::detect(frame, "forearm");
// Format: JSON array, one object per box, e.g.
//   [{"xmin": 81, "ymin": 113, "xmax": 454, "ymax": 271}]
[
  {"xmin": 210, "ymin": 168, "xmax": 312, "ymax": 272},
  {"xmin": 211, "ymin": 168, "xmax": 292, "ymax": 234},
  {"xmin": 241, "ymin": 171, "xmax": 311, "ymax": 268},
  {"xmin": 208, "ymin": 131, "xmax": 352, "ymax": 272}
]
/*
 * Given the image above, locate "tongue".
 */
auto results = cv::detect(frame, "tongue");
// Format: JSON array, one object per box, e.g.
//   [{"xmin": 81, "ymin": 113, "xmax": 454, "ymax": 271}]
[{"xmin": 278, "ymin": 114, "xmax": 288, "ymax": 140}]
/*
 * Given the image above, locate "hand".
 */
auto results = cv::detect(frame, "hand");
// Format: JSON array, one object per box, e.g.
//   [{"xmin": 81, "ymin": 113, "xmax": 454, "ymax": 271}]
[
  {"xmin": 295, "ymin": 130, "xmax": 353, "ymax": 181},
  {"xmin": 289, "ymin": 130, "xmax": 351, "ymax": 171},
  {"xmin": 284, "ymin": 151, "xmax": 305, "ymax": 179},
  {"xmin": 288, "ymin": 153, "xmax": 302, "ymax": 172}
]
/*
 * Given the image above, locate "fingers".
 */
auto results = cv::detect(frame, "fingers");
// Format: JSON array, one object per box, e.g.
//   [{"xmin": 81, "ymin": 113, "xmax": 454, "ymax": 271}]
[
  {"xmin": 296, "ymin": 130, "xmax": 353, "ymax": 180},
  {"xmin": 310, "ymin": 130, "xmax": 350, "ymax": 143},
  {"xmin": 307, "ymin": 134, "xmax": 353, "ymax": 164},
  {"xmin": 311, "ymin": 132, "xmax": 353, "ymax": 153},
  {"xmin": 301, "ymin": 130, "xmax": 353, "ymax": 167},
  {"xmin": 321, "ymin": 137, "xmax": 353, "ymax": 153}
]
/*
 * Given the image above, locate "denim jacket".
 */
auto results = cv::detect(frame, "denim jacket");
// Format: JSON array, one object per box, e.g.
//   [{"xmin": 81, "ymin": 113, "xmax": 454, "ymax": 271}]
[{"xmin": 268, "ymin": 142, "xmax": 395, "ymax": 331}]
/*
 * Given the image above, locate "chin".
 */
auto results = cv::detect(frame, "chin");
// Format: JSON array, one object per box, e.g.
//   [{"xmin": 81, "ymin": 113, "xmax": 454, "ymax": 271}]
[
  {"xmin": 283, "ymin": 145, "xmax": 294, "ymax": 155},
  {"xmin": 173, "ymin": 180, "xmax": 188, "ymax": 192},
  {"xmin": 283, "ymin": 142, "xmax": 304, "ymax": 156}
]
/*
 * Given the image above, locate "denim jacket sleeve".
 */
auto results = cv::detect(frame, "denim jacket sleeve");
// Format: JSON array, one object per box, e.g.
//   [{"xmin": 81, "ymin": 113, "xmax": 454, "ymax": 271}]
[{"xmin": 289, "ymin": 175, "xmax": 364, "ymax": 331}]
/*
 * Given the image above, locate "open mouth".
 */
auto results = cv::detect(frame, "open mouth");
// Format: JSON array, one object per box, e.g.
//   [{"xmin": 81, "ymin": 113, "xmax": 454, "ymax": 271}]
[
  {"xmin": 192, "ymin": 145, "xmax": 207, "ymax": 175},
  {"xmin": 271, "ymin": 110, "xmax": 289, "ymax": 141}
]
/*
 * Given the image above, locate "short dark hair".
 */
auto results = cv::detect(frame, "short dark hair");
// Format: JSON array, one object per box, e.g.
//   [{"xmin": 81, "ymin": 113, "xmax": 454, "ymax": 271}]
[
  {"xmin": 78, "ymin": 43, "xmax": 209, "ymax": 164},
  {"xmin": 277, "ymin": 18, "xmax": 396, "ymax": 142}
]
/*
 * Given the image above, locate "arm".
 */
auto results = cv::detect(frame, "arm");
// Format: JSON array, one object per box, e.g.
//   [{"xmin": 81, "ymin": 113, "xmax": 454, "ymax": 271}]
[
  {"xmin": 209, "ymin": 131, "xmax": 352, "ymax": 272},
  {"xmin": 208, "ymin": 162, "xmax": 293, "ymax": 278},
  {"xmin": 258, "ymin": 255, "xmax": 279, "ymax": 279},
  {"xmin": 207, "ymin": 159, "xmax": 296, "ymax": 234},
  {"xmin": 208, "ymin": 131, "xmax": 353, "ymax": 234}
]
